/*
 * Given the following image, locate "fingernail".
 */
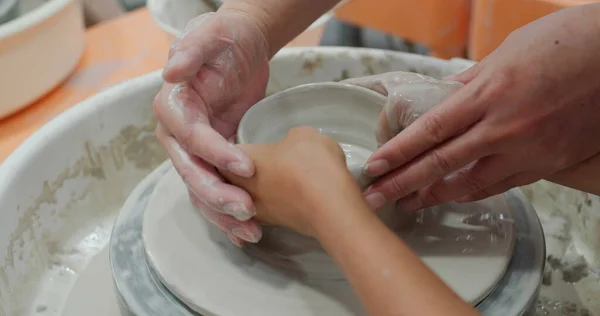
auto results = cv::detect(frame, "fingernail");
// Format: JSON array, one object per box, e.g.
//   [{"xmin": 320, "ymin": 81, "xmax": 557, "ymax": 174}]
[
  {"xmin": 227, "ymin": 162, "xmax": 253, "ymax": 177},
  {"xmin": 232, "ymin": 228, "xmax": 261, "ymax": 243},
  {"xmin": 365, "ymin": 159, "xmax": 390, "ymax": 177},
  {"xmin": 223, "ymin": 203, "xmax": 255, "ymax": 221},
  {"xmin": 364, "ymin": 159, "xmax": 389, "ymax": 177},
  {"xmin": 226, "ymin": 233, "xmax": 244, "ymax": 248},
  {"xmin": 365, "ymin": 192, "xmax": 386, "ymax": 210},
  {"xmin": 164, "ymin": 53, "xmax": 187, "ymax": 75}
]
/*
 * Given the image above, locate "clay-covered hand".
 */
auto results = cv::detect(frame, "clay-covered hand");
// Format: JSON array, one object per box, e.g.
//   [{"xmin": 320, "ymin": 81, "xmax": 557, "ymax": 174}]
[
  {"xmin": 153, "ymin": 10, "xmax": 270, "ymax": 245},
  {"xmin": 220, "ymin": 126, "xmax": 360, "ymax": 236},
  {"xmin": 341, "ymin": 72, "xmax": 463, "ymax": 146},
  {"xmin": 359, "ymin": 4, "xmax": 600, "ymax": 212}
]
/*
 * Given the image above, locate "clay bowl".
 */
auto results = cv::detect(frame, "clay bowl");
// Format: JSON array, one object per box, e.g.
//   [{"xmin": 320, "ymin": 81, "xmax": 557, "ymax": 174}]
[
  {"xmin": 238, "ymin": 82, "xmax": 385, "ymax": 189},
  {"xmin": 236, "ymin": 82, "xmax": 411, "ymax": 277}
]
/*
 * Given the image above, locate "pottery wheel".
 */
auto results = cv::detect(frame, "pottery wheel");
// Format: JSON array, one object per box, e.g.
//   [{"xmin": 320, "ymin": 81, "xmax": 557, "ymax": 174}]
[
  {"xmin": 109, "ymin": 160, "xmax": 544, "ymax": 316},
  {"xmin": 137, "ymin": 162, "xmax": 515, "ymax": 316}
]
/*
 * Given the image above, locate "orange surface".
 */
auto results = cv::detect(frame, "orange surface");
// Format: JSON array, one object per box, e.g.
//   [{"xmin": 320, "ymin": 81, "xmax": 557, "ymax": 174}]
[
  {"xmin": 334, "ymin": 0, "xmax": 471, "ymax": 59},
  {"xmin": 0, "ymin": 8, "xmax": 323, "ymax": 163},
  {"xmin": 469, "ymin": 0, "xmax": 597, "ymax": 60}
]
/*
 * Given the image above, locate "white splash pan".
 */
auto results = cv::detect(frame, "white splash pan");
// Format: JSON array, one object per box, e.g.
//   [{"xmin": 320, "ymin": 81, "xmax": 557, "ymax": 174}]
[
  {"xmin": 146, "ymin": 0, "xmax": 342, "ymax": 41},
  {"xmin": 0, "ymin": 0, "xmax": 84, "ymax": 119},
  {"xmin": 0, "ymin": 47, "xmax": 597, "ymax": 315}
]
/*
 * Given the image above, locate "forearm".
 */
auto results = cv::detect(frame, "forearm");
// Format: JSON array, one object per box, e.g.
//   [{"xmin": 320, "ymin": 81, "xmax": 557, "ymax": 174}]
[
  {"xmin": 219, "ymin": 0, "xmax": 341, "ymax": 57},
  {"xmin": 311, "ymin": 195, "xmax": 479, "ymax": 316}
]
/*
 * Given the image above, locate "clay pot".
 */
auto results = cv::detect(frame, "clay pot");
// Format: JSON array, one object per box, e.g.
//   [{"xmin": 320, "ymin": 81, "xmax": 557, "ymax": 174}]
[{"xmin": 238, "ymin": 82, "xmax": 385, "ymax": 189}]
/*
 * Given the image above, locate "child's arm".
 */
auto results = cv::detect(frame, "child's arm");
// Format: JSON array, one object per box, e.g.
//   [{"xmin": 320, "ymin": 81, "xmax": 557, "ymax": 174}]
[
  {"xmin": 309, "ymin": 184, "xmax": 479, "ymax": 316},
  {"xmin": 221, "ymin": 127, "xmax": 479, "ymax": 316}
]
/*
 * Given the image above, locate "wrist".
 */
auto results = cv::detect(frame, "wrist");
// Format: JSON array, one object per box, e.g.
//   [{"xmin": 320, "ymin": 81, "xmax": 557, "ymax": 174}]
[
  {"xmin": 219, "ymin": 0, "xmax": 341, "ymax": 58},
  {"xmin": 304, "ymin": 177, "xmax": 373, "ymax": 237},
  {"xmin": 218, "ymin": 1, "xmax": 273, "ymax": 57}
]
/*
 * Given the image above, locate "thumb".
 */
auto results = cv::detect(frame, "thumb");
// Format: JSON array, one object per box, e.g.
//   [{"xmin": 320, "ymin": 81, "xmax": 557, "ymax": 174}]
[
  {"xmin": 219, "ymin": 144, "xmax": 269, "ymax": 185},
  {"xmin": 377, "ymin": 81, "xmax": 463, "ymax": 145},
  {"xmin": 163, "ymin": 12, "xmax": 227, "ymax": 83},
  {"xmin": 444, "ymin": 62, "xmax": 482, "ymax": 84}
]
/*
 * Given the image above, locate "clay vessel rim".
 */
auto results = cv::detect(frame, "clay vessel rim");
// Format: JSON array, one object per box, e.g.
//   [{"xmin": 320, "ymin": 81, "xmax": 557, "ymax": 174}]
[{"xmin": 237, "ymin": 82, "xmax": 386, "ymax": 144}]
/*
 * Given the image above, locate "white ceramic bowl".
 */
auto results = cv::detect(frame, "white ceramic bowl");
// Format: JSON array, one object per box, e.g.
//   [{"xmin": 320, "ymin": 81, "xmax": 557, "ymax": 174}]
[
  {"xmin": 0, "ymin": 0, "xmax": 85, "ymax": 119},
  {"xmin": 238, "ymin": 82, "xmax": 386, "ymax": 189}
]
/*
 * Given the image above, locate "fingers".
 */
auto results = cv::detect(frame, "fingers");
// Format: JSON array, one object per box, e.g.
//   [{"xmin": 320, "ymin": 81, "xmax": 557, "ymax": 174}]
[
  {"xmin": 395, "ymin": 155, "xmax": 522, "ymax": 211},
  {"xmin": 163, "ymin": 13, "xmax": 225, "ymax": 83},
  {"xmin": 188, "ymin": 189, "xmax": 262, "ymax": 243},
  {"xmin": 156, "ymin": 123, "xmax": 256, "ymax": 222},
  {"xmin": 395, "ymin": 171, "xmax": 540, "ymax": 212},
  {"xmin": 365, "ymin": 80, "xmax": 487, "ymax": 178},
  {"xmin": 457, "ymin": 172, "xmax": 540, "ymax": 203},
  {"xmin": 364, "ymin": 124, "xmax": 495, "ymax": 209},
  {"xmin": 154, "ymin": 84, "xmax": 254, "ymax": 177},
  {"xmin": 420, "ymin": 155, "xmax": 521, "ymax": 206},
  {"xmin": 377, "ymin": 80, "xmax": 464, "ymax": 145}
]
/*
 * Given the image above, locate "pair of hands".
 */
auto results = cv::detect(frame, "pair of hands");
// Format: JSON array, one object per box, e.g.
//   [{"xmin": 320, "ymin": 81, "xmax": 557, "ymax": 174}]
[{"xmin": 154, "ymin": 5, "xmax": 600, "ymax": 245}]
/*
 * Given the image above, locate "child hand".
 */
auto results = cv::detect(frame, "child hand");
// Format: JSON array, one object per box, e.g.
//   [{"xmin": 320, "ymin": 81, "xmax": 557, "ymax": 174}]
[{"xmin": 220, "ymin": 126, "xmax": 361, "ymax": 236}]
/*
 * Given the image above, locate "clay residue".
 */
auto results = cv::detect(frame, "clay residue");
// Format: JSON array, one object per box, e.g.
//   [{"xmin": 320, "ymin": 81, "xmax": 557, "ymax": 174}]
[
  {"xmin": 0, "ymin": 119, "xmax": 166, "ymax": 314},
  {"xmin": 301, "ymin": 55, "xmax": 324, "ymax": 74},
  {"xmin": 547, "ymin": 255, "xmax": 590, "ymax": 284},
  {"xmin": 359, "ymin": 55, "xmax": 377, "ymax": 76},
  {"xmin": 535, "ymin": 297, "xmax": 592, "ymax": 316},
  {"xmin": 332, "ymin": 70, "xmax": 351, "ymax": 82}
]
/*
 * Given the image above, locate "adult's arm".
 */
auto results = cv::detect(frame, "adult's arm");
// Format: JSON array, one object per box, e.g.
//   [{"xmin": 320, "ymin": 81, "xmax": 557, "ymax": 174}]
[{"xmin": 220, "ymin": 0, "xmax": 342, "ymax": 57}]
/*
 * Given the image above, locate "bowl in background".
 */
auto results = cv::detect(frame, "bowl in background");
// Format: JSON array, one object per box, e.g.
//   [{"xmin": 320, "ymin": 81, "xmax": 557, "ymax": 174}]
[{"xmin": 0, "ymin": 0, "xmax": 85, "ymax": 119}]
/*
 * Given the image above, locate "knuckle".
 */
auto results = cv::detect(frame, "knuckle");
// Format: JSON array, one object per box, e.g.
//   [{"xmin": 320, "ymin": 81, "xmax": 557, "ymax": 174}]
[
  {"xmin": 390, "ymin": 176, "xmax": 411, "ymax": 198},
  {"xmin": 419, "ymin": 187, "xmax": 444, "ymax": 206},
  {"xmin": 429, "ymin": 150, "xmax": 454, "ymax": 175},
  {"xmin": 422, "ymin": 113, "xmax": 446, "ymax": 144},
  {"xmin": 481, "ymin": 67, "xmax": 516, "ymax": 101},
  {"xmin": 152, "ymin": 92, "xmax": 165, "ymax": 118},
  {"xmin": 390, "ymin": 147, "xmax": 410, "ymax": 166},
  {"xmin": 178, "ymin": 125, "xmax": 197, "ymax": 153},
  {"xmin": 456, "ymin": 168, "xmax": 487, "ymax": 193}
]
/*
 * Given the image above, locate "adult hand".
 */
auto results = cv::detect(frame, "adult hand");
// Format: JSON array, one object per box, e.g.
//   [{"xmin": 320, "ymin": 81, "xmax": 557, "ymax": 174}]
[
  {"xmin": 221, "ymin": 127, "xmax": 356, "ymax": 237},
  {"xmin": 153, "ymin": 10, "xmax": 270, "ymax": 245},
  {"xmin": 360, "ymin": 4, "xmax": 600, "ymax": 211},
  {"xmin": 342, "ymin": 72, "xmax": 463, "ymax": 147},
  {"xmin": 342, "ymin": 72, "xmax": 463, "ymax": 209}
]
